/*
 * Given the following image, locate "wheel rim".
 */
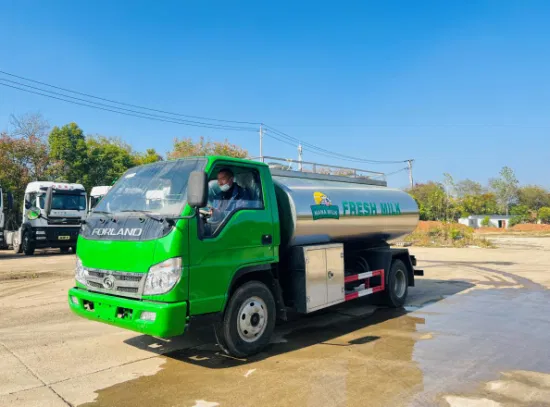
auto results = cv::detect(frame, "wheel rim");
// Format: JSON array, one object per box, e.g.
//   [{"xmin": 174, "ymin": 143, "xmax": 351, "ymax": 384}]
[
  {"xmin": 394, "ymin": 268, "xmax": 407, "ymax": 298},
  {"xmin": 237, "ymin": 296, "xmax": 268, "ymax": 343}
]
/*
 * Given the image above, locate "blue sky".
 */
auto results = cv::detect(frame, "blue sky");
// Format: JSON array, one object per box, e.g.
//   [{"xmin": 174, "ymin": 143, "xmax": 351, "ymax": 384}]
[{"xmin": 1, "ymin": 1, "xmax": 550, "ymax": 188}]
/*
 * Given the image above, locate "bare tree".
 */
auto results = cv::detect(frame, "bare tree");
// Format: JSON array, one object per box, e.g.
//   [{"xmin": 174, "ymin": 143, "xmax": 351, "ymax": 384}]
[
  {"xmin": 8, "ymin": 112, "xmax": 51, "ymax": 179},
  {"xmin": 9, "ymin": 112, "xmax": 50, "ymax": 140}
]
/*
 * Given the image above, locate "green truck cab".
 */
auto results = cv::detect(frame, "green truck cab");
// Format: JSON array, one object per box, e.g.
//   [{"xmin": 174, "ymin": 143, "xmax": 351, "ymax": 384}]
[{"xmin": 69, "ymin": 156, "xmax": 422, "ymax": 357}]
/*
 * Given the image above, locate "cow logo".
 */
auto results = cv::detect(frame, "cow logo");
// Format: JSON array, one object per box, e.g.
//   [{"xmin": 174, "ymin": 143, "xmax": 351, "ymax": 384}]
[
  {"xmin": 311, "ymin": 192, "xmax": 340, "ymax": 220},
  {"xmin": 102, "ymin": 275, "xmax": 116, "ymax": 290}
]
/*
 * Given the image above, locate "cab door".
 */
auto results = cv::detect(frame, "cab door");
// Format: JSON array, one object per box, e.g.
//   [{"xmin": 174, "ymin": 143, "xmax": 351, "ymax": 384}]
[{"xmin": 187, "ymin": 163, "xmax": 276, "ymax": 315}]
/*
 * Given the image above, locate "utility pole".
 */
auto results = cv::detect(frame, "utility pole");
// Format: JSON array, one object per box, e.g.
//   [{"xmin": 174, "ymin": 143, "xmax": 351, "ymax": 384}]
[
  {"xmin": 407, "ymin": 159, "xmax": 414, "ymax": 189},
  {"xmin": 298, "ymin": 143, "xmax": 303, "ymax": 171},
  {"xmin": 259, "ymin": 124, "xmax": 263, "ymax": 162}
]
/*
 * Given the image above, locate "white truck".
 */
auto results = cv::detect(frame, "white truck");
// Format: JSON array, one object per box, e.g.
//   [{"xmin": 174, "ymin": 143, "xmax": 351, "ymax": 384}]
[
  {"xmin": 0, "ymin": 182, "xmax": 87, "ymax": 255},
  {"xmin": 89, "ymin": 186, "xmax": 111, "ymax": 212}
]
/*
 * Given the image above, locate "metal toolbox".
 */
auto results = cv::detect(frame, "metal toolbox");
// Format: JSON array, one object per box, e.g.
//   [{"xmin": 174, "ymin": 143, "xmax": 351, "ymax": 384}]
[{"xmin": 290, "ymin": 243, "xmax": 345, "ymax": 313}]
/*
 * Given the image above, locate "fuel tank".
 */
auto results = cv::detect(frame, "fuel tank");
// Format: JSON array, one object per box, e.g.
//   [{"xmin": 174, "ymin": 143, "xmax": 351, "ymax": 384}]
[{"xmin": 272, "ymin": 170, "xmax": 419, "ymax": 247}]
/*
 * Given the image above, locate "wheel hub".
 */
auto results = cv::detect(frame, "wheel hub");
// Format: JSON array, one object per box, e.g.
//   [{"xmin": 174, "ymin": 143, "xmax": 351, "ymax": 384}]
[
  {"xmin": 237, "ymin": 296, "xmax": 267, "ymax": 343},
  {"xmin": 394, "ymin": 269, "xmax": 406, "ymax": 298}
]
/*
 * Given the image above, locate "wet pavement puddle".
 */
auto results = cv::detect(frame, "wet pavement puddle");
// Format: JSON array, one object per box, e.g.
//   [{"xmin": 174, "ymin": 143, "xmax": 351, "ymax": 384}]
[{"xmin": 80, "ymin": 285, "xmax": 550, "ymax": 407}]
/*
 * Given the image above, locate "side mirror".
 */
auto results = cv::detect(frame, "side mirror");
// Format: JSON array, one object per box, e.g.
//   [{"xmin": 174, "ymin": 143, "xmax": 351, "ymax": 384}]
[
  {"xmin": 44, "ymin": 186, "xmax": 53, "ymax": 216},
  {"xmin": 25, "ymin": 200, "xmax": 31, "ymax": 210},
  {"xmin": 27, "ymin": 207, "xmax": 41, "ymax": 220},
  {"xmin": 7, "ymin": 192, "xmax": 13, "ymax": 210},
  {"xmin": 187, "ymin": 171, "xmax": 208, "ymax": 208}
]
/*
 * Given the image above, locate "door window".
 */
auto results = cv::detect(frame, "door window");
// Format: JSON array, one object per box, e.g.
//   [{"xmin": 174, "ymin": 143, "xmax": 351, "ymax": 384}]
[{"xmin": 202, "ymin": 165, "xmax": 264, "ymax": 237}]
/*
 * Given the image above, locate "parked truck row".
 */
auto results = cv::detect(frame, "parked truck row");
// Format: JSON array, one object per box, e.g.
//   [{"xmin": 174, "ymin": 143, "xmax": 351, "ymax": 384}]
[
  {"xmin": 67, "ymin": 156, "xmax": 423, "ymax": 357},
  {"xmin": 0, "ymin": 183, "xmax": 110, "ymax": 254}
]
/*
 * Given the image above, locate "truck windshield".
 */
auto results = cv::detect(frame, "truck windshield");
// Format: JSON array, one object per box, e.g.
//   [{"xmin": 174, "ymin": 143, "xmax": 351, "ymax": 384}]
[
  {"xmin": 38, "ymin": 191, "xmax": 87, "ymax": 211},
  {"xmin": 94, "ymin": 158, "xmax": 206, "ymax": 216},
  {"xmin": 90, "ymin": 196, "xmax": 103, "ymax": 209}
]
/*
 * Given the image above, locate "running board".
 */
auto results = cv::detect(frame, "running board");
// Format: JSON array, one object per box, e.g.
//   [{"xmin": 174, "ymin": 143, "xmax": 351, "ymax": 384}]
[{"xmin": 344, "ymin": 269, "xmax": 385, "ymax": 301}]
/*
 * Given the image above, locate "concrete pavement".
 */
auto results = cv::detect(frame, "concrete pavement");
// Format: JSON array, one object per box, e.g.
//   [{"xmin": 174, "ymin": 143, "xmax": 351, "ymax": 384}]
[{"xmin": 1, "ymin": 238, "xmax": 550, "ymax": 406}]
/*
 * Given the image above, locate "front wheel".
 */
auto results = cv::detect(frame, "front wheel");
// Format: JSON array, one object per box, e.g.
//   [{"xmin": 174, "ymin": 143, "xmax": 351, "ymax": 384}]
[
  {"xmin": 22, "ymin": 233, "xmax": 35, "ymax": 256},
  {"xmin": 219, "ymin": 281, "xmax": 276, "ymax": 358},
  {"xmin": 384, "ymin": 259, "xmax": 408, "ymax": 308}
]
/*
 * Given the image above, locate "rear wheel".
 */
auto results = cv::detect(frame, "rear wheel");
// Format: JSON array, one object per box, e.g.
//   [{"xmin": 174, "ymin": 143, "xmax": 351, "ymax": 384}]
[
  {"xmin": 22, "ymin": 232, "xmax": 35, "ymax": 256},
  {"xmin": 218, "ymin": 281, "xmax": 276, "ymax": 358},
  {"xmin": 384, "ymin": 259, "xmax": 408, "ymax": 308},
  {"xmin": 60, "ymin": 247, "xmax": 70, "ymax": 254}
]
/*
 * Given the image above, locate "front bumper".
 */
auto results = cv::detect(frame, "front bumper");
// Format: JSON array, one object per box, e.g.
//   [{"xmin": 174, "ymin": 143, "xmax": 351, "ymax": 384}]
[
  {"xmin": 68, "ymin": 288, "xmax": 188, "ymax": 338},
  {"xmin": 37, "ymin": 227, "xmax": 80, "ymax": 248}
]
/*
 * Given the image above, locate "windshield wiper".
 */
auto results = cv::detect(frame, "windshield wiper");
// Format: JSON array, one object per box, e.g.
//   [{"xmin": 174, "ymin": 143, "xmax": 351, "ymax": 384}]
[
  {"xmin": 119, "ymin": 210, "xmax": 164, "ymax": 223},
  {"xmin": 92, "ymin": 210, "xmax": 111, "ymax": 215}
]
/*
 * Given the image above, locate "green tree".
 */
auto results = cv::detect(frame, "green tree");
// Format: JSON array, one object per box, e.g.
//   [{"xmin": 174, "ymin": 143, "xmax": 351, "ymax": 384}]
[
  {"xmin": 133, "ymin": 148, "xmax": 163, "ymax": 166},
  {"xmin": 168, "ymin": 136, "xmax": 248, "ymax": 159},
  {"xmin": 0, "ymin": 130, "xmax": 50, "ymax": 223},
  {"xmin": 84, "ymin": 136, "xmax": 135, "ymax": 190},
  {"xmin": 538, "ymin": 207, "xmax": 550, "ymax": 224},
  {"xmin": 458, "ymin": 193, "xmax": 499, "ymax": 217},
  {"xmin": 517, "ymin": 185, "xmax": 550, "ymax": 212},
  {"xmin": 48, "ymin": 123, "xmax": 88, "ymax": 183},
  {"xmin": 443, "ymin": 173, "xmax": 460, "ymax": 221},
  {"xmin": 489, "ymin": 166, "xmax": 519, "ymax": 215},
  {"xmin": 509, "ymin": 204, "xmax": 530, "ymax": 226},
  {"xmin": 481, "ymin": 216, "xmax": 491, "ymax": 227},
  {"xmin": 408, "ymin": 182, "xmax": 446, "ymax": 221}
]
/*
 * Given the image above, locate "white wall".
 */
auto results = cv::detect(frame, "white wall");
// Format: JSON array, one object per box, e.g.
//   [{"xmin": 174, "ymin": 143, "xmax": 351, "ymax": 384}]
[{"xmin": 458, "ymin": 217, "xmax": 509, "ymax": 229}]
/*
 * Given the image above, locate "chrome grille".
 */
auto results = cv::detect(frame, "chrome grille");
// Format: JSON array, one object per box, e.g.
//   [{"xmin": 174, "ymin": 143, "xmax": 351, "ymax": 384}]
[{"xmin": 85, "ymin": 268, "xmax": 146, "ymax": 299}]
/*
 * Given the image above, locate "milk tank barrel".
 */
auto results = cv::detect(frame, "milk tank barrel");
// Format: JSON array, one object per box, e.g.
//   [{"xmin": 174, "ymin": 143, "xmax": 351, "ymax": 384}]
[{"xmin": 271, "ymin": 170, "xmax": 419, "ymax": 247}]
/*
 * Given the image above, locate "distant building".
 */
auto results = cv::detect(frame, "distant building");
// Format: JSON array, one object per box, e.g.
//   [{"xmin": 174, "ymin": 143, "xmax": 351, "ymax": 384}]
[{"xmin": 458, "ymin": 215, "xmax": 512, "ymax": 229}]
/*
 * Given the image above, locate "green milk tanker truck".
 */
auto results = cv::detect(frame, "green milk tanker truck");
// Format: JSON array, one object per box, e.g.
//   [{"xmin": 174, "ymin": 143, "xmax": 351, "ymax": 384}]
[{"xmin": 69, "ymin": 156, "xmax": 422, "ymax": 357}]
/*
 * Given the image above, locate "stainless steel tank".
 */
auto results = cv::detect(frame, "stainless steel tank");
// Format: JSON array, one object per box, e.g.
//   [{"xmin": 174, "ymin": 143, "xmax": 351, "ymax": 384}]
[{"xmin": 272, "ymin": 170, "xmax": 419, "ymax": 247}]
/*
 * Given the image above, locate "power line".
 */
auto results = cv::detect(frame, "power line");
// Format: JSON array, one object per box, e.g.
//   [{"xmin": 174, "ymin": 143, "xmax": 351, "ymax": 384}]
[
  {"xmin": 0, "ymin": 70, "xmax": 261, "ymax": 125},
  {"xmin": 263, "ymin": 125, "xmax": 406, "ymax": 164},
  {"xmin": 385, "ymin": 167, "xmax": 409, "ymax": 177},
  {"xmin": 1, "ymin": 70, "xmax": 413, "ymax": 166},
  {"xmin": 263, "ymin": 125, "xmax": 408, "ymax": 165},
  {"xmin": 0, "ymin": 81, "xmax": 257, "ymax": 132},
  {"xmin": 0, "ymin": 78, "xmax": 257, "ymax": 131}
]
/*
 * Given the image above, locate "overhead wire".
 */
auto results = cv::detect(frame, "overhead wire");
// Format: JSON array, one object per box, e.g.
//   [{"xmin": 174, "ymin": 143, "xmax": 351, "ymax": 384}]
[
  {"xmin": 0, "ymin": 80, "xmax": 257, "ymax": 132},
  {"xmin": 263, "ymin": 125, "xmax": 408, "ymax": 165},
  {"xmin": 0, "ymin": 70, "xmax": 413, "ymax": 168},
  {"xmin": 385, "ymin": 167, "xmax": 409, "ymax": 177},
  {"xmin": 0, "ymin": 69, "xmax": 261, "ymax": 125}
]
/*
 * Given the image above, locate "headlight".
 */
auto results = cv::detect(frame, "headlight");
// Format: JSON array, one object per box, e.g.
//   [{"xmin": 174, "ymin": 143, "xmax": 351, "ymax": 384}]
[
  {"xmin": 143, "ymin": 257, "xmax": 182, "ymax": 295},
  {"xmin": 75, "ymin": 256, "xmax": 88, "ymax": 285}
]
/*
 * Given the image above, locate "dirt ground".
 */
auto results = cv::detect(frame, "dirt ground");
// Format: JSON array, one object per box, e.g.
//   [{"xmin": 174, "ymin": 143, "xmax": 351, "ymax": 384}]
[{"xmin": 1, "ymin": 237, "xmax": 550, "ymax": 407}]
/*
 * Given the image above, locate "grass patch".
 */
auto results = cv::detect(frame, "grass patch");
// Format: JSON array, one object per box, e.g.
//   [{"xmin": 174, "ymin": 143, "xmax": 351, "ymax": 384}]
[{"xmin": 406, "ymin": 222, "xmax": 494, "ymax": 248}]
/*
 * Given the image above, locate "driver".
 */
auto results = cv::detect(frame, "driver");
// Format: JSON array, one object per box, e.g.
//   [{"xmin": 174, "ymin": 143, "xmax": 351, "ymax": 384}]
[{"xmin": 202, "ymin": 168, "xmax": 250, "ymax": 226}]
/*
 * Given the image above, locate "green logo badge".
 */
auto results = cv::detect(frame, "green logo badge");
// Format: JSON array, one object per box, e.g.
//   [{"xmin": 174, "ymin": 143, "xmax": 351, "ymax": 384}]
[{"xmin": 311, "ymin": 191, "xmax": 340, "ymax": 220}]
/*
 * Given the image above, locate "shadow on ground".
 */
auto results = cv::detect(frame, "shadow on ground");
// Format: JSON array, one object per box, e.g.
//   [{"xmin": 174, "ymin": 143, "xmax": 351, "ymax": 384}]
[{"xmin": 124, "ymin": 278, "xmax": 474, "ymax": 368}]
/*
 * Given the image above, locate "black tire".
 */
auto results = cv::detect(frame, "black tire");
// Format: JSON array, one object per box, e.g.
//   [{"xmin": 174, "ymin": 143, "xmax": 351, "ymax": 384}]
[
  {"xmin": 384, "ymin": 259, "xmax": 408, "ymax": 308},
  {"xmin": 60, "ymin": 247, "xmax": 70, "ymax": 254},
  {"xmin": 22, "ymin": 232, "xmax": 35, "ymax": 256},
  {"xmin": 219, "ymin": 281, "xmax": 276, "ymax": 358}
]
